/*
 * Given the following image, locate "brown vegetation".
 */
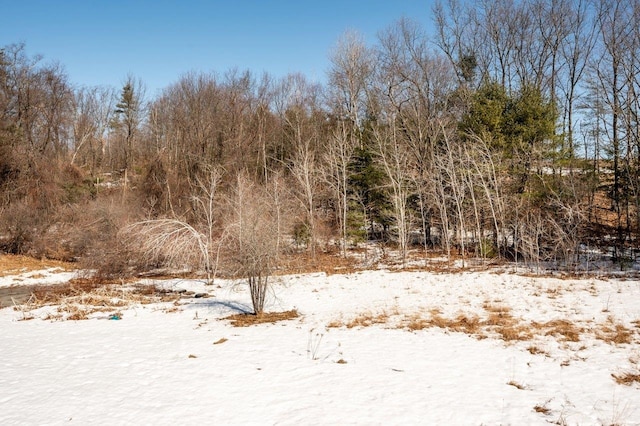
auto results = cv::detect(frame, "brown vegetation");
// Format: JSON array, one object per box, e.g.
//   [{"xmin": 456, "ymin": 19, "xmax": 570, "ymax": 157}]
[
  {"xmin": 223, "ymin": 310, "xmax": 300, "ymax": 327},
  {"xmin": 325, "ymin": 303, "xmax": 639, "ymax": 350},
  {"xmin": 0, "ymin": 255, "xmax": 73, "ymax": 277},
  {"xmin": 3, "ymin": 0, "xmax": 640, "ymax": 281},
  {"xmin": 596, "ymin": 319, "xmax": 634, "ymax": 345},
  {"xmin": 612, "ymin": 371, "xmax": 640, "ymax": 386},
  {"xmin": 13, "ymin": 278, "xmax": 183, "ymax": 321}
]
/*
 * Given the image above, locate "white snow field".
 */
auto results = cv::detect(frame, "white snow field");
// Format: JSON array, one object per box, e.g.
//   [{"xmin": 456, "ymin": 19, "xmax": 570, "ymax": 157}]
[{"xmin": 1, "ymin": 268, "xmax": 640, "ymax": 425}]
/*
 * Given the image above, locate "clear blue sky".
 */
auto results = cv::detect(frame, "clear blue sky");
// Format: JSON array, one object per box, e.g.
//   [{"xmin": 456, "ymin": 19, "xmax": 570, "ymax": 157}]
[{"xmin": 2, "ymin": 0, "xmax": 435, "ymax": 98}]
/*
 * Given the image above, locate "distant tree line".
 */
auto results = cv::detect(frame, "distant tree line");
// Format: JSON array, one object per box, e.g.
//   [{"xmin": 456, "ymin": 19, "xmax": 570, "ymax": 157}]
[{"xmin": 1, "ymin": 0, "xmax": 639, "ymax": 276}]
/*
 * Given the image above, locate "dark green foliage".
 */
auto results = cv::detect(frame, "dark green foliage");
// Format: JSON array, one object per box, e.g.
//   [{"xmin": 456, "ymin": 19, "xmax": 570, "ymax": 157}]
[
  {"xmin": 346, "ymin": 200, "xmax": 366, "ymax": 244},
  {"xmin": 460, "ymin": 82, "xmax": 556, "ymax": 156},
  {"xmin": 457, "ymin": 52, "xmax": 478, "ymax": 84},
  {"xmin": 293, "ymin": 221, "xmax": 311, "ymax": 249},
  {"xmin": 503, "ymin": 85, "xmax": 557, "ymax": 155},
  {"xmin": 459, "ymin": 81, "xmax": 509, "ymax": 146},
  {"xmin": 348, "ymin": 142, "xmax": 392, "ymax": 240},
  {"xmin": 115, "ymin": 84, "xmax": 136, "ymax": 116}
]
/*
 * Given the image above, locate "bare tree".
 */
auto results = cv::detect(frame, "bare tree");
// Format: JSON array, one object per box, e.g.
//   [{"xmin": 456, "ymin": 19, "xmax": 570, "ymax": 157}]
[
  {"xmin": 71, "ymin": 85, "xmax": 115, "ymax": 172},
  {"xmin": 325, "ymin": 31, "xmax": 372, "ymax": 256},
  {"xmin": 589, "ymin": 0, "xmax": 636, "ymax": 258},
  {"xmin": 274, "ymin": 73, "xmax": 323, "ymax": 257}
]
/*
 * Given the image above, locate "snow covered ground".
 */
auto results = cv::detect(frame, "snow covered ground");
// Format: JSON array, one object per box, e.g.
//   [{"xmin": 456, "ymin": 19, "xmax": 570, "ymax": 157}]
[{"xmin": 1, "ymin": 267, "xmax": 640, "ymax": 425}]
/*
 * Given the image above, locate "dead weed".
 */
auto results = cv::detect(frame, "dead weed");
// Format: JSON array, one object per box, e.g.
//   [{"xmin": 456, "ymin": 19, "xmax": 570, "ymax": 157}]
[{"xmin": 612, "ymin": 371, "xmax": 640, "ymax": 386}]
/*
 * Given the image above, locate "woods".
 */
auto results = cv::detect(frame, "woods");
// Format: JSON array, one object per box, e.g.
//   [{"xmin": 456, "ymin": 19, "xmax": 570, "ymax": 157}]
[{"xmin": 2, "ymin": 0, "xmax": 640, "ymax": 281}]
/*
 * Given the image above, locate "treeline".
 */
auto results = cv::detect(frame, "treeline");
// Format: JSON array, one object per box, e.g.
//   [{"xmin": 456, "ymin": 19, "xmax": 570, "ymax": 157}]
[{"xmin": 1, "ymin": 0, "xmax": 639, "ymax": 275}]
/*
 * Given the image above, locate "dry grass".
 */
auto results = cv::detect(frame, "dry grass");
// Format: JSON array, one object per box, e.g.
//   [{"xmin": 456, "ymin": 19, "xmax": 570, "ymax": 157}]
[
  {"xmin": 534, "ymin": 403, "xmax": 551, "ymax": 415},
  {"xmin": 223, "ymin": 309, "xmax": 299, "ymax": 327},
  {"xmin": 0, "ymin": 254, "xmax": 73, "ymax": 277},
  {"xmin": 612, "ymin": 371, "xmax": 640, "ymax": 386},
  {"xmin": 14, "ymin": 279, "xmax": 182, "ymax": 321},
  {"xmin": 327, "ymin": 310, "xmax": 399, "ymax": 329},
  {"xmin": 278, "ymin": 252, "xmax": 359, "ymax": 275},
  {"xmin": 538, "ymin": 319, "xmax": 583, "ymax": 342},
  {"xmin": 402, "ymin": 313, "xmax": 432, "ymax": 331},
  {"xmin": 507, "ymin": 380, "xmax": 526, "ymax": 390},
  {"xmin": 345, "ymin": 311, "xmax": 391, "ymax": 328},
  {"xmin": 213, "ymin": 338, "xmax": 228, "ymax": 345},
  {"xmin": 326, "ymin": 318, "xmax": 345, "ymax": 328},
  {"xmin": 399, "ymin": 311, "xmax": 483, "ymax": 335},
  {"xmin": 324, "ymin": 301, "xmax": 636, "ymax": 352},
  {"xmin": 495, "ymin": 323, "xmax": 534, "ymax": 341},
  {"xmin": 527, "ymin": 345, "xmax": 549, "ymax": 356},
  {"xmin": 596, "ymin": 319, "xmax": 634, "ymax": 345},
  {"xmin": 482, "ymin": 304, "xmax": 532, "ymax": 341}
]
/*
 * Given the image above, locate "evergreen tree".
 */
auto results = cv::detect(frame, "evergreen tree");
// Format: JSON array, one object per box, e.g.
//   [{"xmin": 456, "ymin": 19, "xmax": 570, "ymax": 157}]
[{"xmin": 112, "ymin": 78, "xmax": 142, "ymax": 171}]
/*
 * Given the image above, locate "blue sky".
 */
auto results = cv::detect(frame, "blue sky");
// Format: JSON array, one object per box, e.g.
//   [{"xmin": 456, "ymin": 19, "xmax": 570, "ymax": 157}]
[{"xmin": 2, "ymin": 1, "xmax": 435, "ymax": 97}]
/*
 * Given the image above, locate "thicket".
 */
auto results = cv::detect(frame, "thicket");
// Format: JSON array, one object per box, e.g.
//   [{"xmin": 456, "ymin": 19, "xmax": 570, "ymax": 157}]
[{"xmin": 2, "ymin": 0, "xmax": 640, "ymax": 282}]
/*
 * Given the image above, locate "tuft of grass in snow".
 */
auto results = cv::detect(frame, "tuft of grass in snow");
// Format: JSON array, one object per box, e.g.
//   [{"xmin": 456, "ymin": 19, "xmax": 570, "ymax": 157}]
[
  {"xmin": 223, "ymin": 309, "xmax": 299, "ymax": 327},
  {"xmin": 533, "ymin": 403, "xmax": 551, "ymax": 415},
  {"xmin": 527, "ymin": 345, "xmax": 549, "ymax": 356},
  {"xmin": 507, "ymin": 380, "xmax": 526, "ymax": 390},
  {"xmin": 538, "ymin": 319, "xmax": 583, "ymax": 342},
  {"xmin": 596, "ymin": 317, "xmax": 634, "ymax": 345},
  {"xmin": 611, "ymin": 371, "xmax": 640, "ymax": 386},
  {"xmin": 345, "ymin": 311, "xmax": 391, "ymax": 328}
]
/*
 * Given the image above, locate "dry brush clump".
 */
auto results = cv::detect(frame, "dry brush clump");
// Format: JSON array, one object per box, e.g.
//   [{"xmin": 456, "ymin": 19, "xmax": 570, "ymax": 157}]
[
  {"xmin": 611, "ymin": 371, "xmax": 640, "ymax": 386},
  {"xmin": 119, "ymin": 165, "xmax": 225, "ymax": 284},
  {"xmin": 14, "ymin": 278, "xmax": 181, "ymax": 321},
  {"xmin": 223, "ymin": 310, "xmax": 299, "ymax": 327},
  {"xmin": 596, "ymin": 318, "xmax": 635, "ymax": 345},
  {"xmin": 74, "ymin": 195, "xmax": 143, "ymax": 279}
]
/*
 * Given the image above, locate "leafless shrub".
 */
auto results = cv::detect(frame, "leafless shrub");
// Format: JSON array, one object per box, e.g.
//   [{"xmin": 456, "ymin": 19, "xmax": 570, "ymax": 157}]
[
  {"xmin": 123, "ymin": 219, "xmax": 213, "ymax": 273},
  {"xmin": 226, "ymin": 174, "xmax": 281, "ymax": 315},
  {"xmin": 0, "ymin": 201, "xmax": 40, "ymax": 254},
  {"xmin": 121, "ymin": 166, "xmax": 224, "ymax": 283},
  {"xmin": 74, "ymin": 197, "xmax": 138, "ymax": 279}
]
